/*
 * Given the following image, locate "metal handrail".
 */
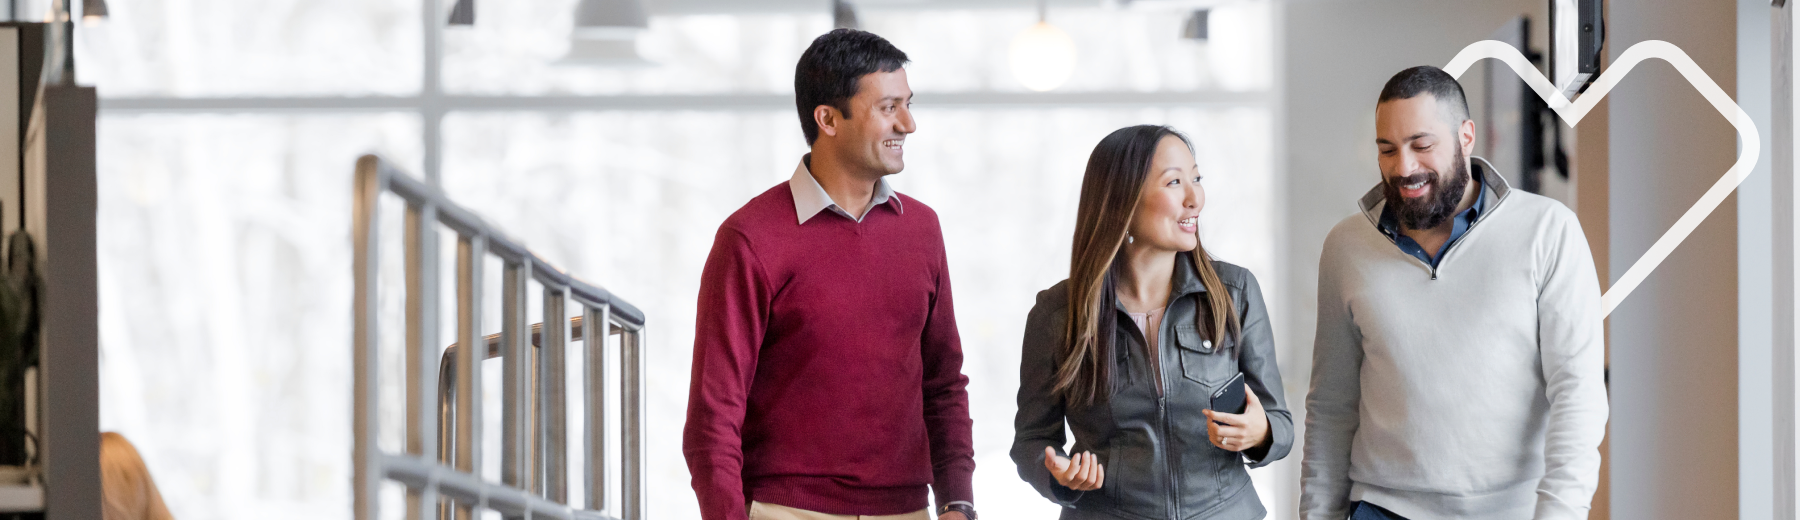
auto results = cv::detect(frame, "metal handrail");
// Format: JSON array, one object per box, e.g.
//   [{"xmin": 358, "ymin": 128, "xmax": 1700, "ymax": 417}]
[
  {"xmin": 353, "ymin": 154, "xmax": 649, "ymax": 520},
  {"xmin": 434, "ymin": 315, "xmax": 608, "ymax": 519}
]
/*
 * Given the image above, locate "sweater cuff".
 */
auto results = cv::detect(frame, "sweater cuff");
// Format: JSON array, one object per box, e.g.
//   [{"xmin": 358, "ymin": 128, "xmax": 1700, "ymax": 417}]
[
  {"xmin": 1533, "ymin": 490, "xmax": 1589, "ymax": 520},
  {"xmin": 931, "ymin": 463, "xmax": 976, "ymax": 508}
]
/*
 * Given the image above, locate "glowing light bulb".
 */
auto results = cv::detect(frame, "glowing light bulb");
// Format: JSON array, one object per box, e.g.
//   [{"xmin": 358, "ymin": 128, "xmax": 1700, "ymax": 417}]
[{"xmin": 1008, "ymin": 21, "xmax": 1076, "ymax": 92}]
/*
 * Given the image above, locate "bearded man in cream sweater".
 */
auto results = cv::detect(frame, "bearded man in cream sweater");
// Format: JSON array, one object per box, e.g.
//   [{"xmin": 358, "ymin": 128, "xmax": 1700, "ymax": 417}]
[{"xmin": 1299, "ymin": 66, "xmax": 1609, "ymax": 520}]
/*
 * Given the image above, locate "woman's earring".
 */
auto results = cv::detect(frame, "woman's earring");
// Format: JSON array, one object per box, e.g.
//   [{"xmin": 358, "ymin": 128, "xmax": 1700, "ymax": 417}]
[{"xmin": 1127, "ymin": 234, "xmax": 1135, "ymax": 245}]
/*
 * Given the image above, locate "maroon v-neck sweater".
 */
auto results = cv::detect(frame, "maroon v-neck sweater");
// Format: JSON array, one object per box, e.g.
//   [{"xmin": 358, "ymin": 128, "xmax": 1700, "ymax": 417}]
[{"xmin": 682, "ymin": 182, "xmax": 974, "ymax": 520}]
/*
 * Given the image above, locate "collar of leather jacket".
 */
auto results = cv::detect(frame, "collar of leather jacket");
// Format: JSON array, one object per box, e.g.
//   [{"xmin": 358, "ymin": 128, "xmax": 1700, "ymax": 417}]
[{"xmin": 1110, "ymin": 250, "xmax": 1210, "ymax": 314}]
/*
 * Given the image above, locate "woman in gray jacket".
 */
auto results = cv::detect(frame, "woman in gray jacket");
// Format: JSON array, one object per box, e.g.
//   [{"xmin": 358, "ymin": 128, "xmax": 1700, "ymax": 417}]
[{"xmin": 1012, "ymin": 125, "xmax": 1293, "ymax": 520}]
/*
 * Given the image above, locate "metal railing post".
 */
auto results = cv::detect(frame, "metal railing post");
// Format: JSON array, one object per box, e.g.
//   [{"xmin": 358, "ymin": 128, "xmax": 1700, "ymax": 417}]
[
  {"xmin": 621, "ymin": 326, "xmax": 646, "ymax": 520},
  {"xmin": 502, "ymin": 261, "xmax": 532, "ymax": 497},
  {"xmin": 542, "ymin": 289, "xmax": 568, "ymax": 503},
  {"xmin": 406, "ymin": 200, "xmax": 441, "ymax": 520},
  {"xmin": 584, "ymin": 304, "xmax": 609, "ymax": 511},
  {"xmin": 352, "ymin": 157, "xmax": 383, "ymax": 520},
  {"xmin": 454, "ymin": 234, "xmax": 484, "ymax": 519},
  {"xmin": 436, "ymin": 346, "xmax": 455, "ymax": 520}
]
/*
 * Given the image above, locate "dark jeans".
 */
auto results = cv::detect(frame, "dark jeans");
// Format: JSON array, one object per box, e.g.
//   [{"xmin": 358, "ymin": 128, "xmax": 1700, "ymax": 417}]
[{"xmin": 1349, "ymin": 501, "xmax": 1408, "ymax": 520}]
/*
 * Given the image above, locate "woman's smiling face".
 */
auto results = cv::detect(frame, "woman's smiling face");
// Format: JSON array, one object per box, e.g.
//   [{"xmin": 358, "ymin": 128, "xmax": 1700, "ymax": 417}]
[{"xmin": 1129, "ymin": 134, "xmax": 1204, "ymax": 253}]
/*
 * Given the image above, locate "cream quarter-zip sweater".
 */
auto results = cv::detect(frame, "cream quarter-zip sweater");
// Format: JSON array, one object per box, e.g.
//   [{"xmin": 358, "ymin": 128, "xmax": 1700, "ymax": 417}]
[{"xmin": 1300, "ymin": 159, "xmax": 1609, "ymax": 520}]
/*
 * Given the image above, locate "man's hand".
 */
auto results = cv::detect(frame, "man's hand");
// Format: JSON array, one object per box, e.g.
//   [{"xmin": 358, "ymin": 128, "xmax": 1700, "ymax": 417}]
[
  {"xmin": 937, "ymin": 512, "xmax": 967, "ymax": 520},
  {"xmin": 1202, "ymin": 389, "xmax": 1271, "ymax": 452},
  {"xmin": 1042, "ymin": 446, "xmax": 1104, "ymax": 491}
]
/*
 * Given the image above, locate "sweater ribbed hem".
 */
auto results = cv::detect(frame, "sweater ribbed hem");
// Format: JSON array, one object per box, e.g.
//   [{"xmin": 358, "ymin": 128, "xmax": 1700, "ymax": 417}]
[
  {"xmin": 1350, "ymin": 479, "xmax": 1536, "ymax": 520},
  {"xmin": 747, "ymin": 476, "xmax": 927, "ymax": 516}
]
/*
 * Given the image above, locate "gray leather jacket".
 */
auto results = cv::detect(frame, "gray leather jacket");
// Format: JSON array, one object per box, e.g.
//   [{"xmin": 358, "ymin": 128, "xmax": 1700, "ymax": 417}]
[{"xmin": 1012, "ymin": 255, "xmax": 1293, "ymax": 520}]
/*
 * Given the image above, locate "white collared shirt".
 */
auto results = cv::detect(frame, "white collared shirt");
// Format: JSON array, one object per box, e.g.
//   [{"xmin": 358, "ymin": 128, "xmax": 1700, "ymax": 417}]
[{"xmin": 789, "ymin": 155, "xmax": 904, "ymax": 225}]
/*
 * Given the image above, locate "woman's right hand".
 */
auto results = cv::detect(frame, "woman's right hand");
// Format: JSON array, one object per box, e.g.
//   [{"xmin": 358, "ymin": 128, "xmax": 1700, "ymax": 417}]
[{"xmin": 1043, "ymin": 446, "xmax": 1105, "ymax": 491}]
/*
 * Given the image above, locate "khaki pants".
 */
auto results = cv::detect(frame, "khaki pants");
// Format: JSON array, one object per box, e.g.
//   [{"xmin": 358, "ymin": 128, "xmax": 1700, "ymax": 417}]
[{"xmin": 748, "ymin": 501, "xmax": 931, "ymax": 520}]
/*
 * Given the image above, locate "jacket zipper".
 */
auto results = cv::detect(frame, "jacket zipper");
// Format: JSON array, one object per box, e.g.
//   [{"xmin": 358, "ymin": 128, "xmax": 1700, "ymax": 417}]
[
  {"xmin": 1362, "ymin": 187, "xmax": 1509, "ymax": 281},
  {"xmin": 1430, "ymin": 196, "xmax": 1502, "ymax": 277},
  {"xmin": 1157, "ymin": 298, "xmax": 1181, "ymax": 519},
  {"xmin": 1161, "ymin": 396, "xmax": 1179, "ymax": 518}
]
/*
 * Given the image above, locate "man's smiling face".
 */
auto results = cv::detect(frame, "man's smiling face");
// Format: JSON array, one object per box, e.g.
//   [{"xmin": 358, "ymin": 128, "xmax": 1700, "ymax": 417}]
[
  {"xmin": 1375, "ymin": 93, "xmax": 1473, "ymax": 230},
  {"xmin": 841, "ymin": 68, "xmax": 916, "ymax": 176}
]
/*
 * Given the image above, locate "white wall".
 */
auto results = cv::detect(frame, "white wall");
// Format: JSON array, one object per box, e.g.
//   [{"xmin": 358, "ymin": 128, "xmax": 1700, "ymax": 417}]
[{"xmin": 1607, "ymin": 0, "xmax": 1740, "ymax": 517}]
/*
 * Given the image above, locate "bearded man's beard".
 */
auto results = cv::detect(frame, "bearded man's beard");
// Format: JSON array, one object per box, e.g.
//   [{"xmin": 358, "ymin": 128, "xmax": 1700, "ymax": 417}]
[{"xmin": 1383, "ymin": 147, "xmax": 1470, "ymax": 231}]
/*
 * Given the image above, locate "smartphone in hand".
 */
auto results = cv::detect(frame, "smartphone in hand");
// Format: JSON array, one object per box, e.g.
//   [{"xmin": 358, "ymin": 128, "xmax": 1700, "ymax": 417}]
[{"xmin": 1210, "ymin": 372, "xmax": 1247, "ymax": 418}]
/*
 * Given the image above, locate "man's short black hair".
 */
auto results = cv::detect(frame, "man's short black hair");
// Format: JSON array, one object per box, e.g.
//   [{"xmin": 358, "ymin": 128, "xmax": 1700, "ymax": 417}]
[
  {"xmin": 1378, "ymin": 65, "xmax": 1470, "ymax": 124},
  {"xmin": 794, "ymin": 28, "xmax": 910, "ymax": 145}
]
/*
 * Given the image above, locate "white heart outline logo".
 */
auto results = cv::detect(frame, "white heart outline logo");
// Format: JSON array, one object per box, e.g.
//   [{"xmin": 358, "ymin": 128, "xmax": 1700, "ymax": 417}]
[{"xmin": 1443, "ymin": 40, "xmax": 1760, "ymax": 317}]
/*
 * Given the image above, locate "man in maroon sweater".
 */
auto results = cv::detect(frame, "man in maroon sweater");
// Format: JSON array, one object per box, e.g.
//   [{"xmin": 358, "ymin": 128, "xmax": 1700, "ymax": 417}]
[{"xmin": 681, "ymin": 29, "xmax": 976, "ymax": 520}]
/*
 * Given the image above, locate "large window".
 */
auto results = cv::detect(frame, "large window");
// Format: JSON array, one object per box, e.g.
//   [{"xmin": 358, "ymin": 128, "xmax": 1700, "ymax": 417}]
[{"xmin": 82, "ymin": 2, "xmax": 1281, "ymax": 518}]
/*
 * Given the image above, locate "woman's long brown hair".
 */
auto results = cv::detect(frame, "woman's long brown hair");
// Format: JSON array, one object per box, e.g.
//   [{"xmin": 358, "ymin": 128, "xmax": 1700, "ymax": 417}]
[
  {"xmin": 1054, "ymin": 125, "xmax": 1241, "ymax": 407},
  {"xmin": 102, "ymin": 432, "xmax": 174, "ymax": 520}
]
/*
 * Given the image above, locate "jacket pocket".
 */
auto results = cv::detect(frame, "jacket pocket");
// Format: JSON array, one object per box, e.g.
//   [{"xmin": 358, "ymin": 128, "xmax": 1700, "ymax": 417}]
[
  {"xmin": 1103, "ymin": 442, "xmax": 1160, "ymax": 515},
  {"xmin": 1175, "ymin": 324, "xmax": 1234, "ymax": 386}
]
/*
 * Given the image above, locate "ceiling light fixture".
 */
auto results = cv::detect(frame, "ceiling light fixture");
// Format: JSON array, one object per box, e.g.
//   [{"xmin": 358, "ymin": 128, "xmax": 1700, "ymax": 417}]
[
  {"xmin": 447, "ymin": 0, "xmax": 473, "ymax": 26},
  {"xmin": 834, "ymin": 0, "xmax": 859, "ymax": 30},
  {"xmin": 557, "ymin": 0, "xmax": 653, "ymax": 67},
  {"xmin": 80, "ymin": 0, "xmax": 107, "ymax": 26},
  {"xmin": 1008, "ymin": 0, "xmax": 1076, "ymax": 92},
  {"xmin": 1180, "ymin": 9, "xmax": 1208, "ymax": 41}
]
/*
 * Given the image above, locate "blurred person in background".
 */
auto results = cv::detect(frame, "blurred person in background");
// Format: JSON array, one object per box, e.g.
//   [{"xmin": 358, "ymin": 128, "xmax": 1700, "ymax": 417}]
[
  {"xmin": 1012, "ymin": 124, "xmax": 1293, "ymax": 519},
  {"xmin": 1300, "ymin": 66, "xmax": 1607, "ymax": 520},
  {"xmin": 681, "ymin": 28, "xmax": 976, "ymax": 520},
  {"xmin": 101, "ymin": 432, "xmax": 174, "ymax": 520}
]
